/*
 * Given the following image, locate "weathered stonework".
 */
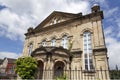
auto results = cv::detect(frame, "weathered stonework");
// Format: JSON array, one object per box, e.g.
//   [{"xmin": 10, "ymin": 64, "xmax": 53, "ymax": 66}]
[{"xmin": 22, "ymin": 5, "xmax": 110, "ymax": 79}]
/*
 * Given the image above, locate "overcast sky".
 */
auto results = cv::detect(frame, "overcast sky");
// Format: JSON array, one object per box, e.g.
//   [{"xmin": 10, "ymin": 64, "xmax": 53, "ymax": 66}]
[{"xmin": 0, "ymin": 0, "xmax": 120, "ymax": 69}]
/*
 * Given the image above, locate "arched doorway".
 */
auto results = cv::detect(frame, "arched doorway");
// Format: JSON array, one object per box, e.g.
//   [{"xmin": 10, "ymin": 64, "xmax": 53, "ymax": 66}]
[
  {"xmin": 37, "ymin": 60, "xmax": 44, "ymax": 79},
  {"xmin": 53, "ymin": 61, "xmax": 65, "ymax": 79}
]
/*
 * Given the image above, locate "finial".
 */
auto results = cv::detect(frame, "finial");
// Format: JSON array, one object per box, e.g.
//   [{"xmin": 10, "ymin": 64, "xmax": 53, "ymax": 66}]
[
  {"xmin": 93, "ymin": 3, "xmax": 99, "ymax": 7},
  {"xmin": 28, "ymin": 27, "xmax": 33, "ymax": 33},
  {"xmin": 91, "ymin": 4, "xmax": 100, "ymax": 13}
]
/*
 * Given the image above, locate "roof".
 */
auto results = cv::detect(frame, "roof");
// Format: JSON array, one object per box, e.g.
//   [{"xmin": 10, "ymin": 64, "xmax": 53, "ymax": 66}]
[
  {"xmin": 34, "ymin": 11, "xmax": 80, "ymax": 31},
  {"xmin": 25, "ymin": 11, "xmax": 82, "ymax": 36},
  {"xmin": 7, "ymin": 58, "xmax": 16, "ymax": 63},
  {"xmin": 3, "ymin": 58, "xmax": 16, "ymax": 63},
  {"xmin": 25, "ymin": 9, "xmax": 103, "ymax": 36}
]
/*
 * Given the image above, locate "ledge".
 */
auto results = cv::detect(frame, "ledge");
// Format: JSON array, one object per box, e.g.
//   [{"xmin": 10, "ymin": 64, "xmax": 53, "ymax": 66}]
[
  {"xmin": 82, "ymin": 70, "xmax": 96, "ymax": 73},
  {"xmin": 93, "ymin": 48, "xmax": 107, "ymax": 52}
]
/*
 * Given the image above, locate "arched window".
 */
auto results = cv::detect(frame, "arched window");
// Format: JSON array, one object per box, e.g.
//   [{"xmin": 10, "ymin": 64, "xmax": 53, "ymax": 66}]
[
  {"xmin": 42, "ymin": 40, "xmax": 46, "ymax": 47},
  {"xmin": 28, "ymin": 43, "xmax": 33, "ymax": 56},
  {"xmin": 51, "ymin": 38, "xmax": 56, "ymax": 46},
  {"xmin": 83, "ymin": 31, "xmax": 93, "ymax": 70},
  {"xmin": 62, "ymin": 35, "xmax": 68, "ymax": 49}
]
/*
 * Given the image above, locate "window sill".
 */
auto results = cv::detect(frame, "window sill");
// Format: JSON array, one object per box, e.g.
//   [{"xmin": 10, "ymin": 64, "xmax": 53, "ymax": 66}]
[{"xmin": 82, "ymin": 70, "xmax": 96, "ymax": 73}]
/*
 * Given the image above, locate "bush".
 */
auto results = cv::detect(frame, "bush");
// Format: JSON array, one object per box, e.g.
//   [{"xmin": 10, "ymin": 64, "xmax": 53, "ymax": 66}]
[{"xmin": 15, "ymin": 57, "xmax": 38, "ymax": 79}]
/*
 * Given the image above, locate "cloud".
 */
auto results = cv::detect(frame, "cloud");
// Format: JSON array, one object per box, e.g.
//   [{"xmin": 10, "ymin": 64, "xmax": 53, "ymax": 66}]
[
  {"xmin": 0, "ymin": 0, "xmax": 90, "ymax": 41},
  {"xmin": 105, "ymin": 27, "xmax": 120, "ymax": 69},
  {"xmin": 105, "ymin": 37, "xmax": 120, "ymax": 69},
  {"xmin": 104, "ymin": 27, "xmax": 113, "ymax": 36},
  {"xmin": 100, "ymin": 0, "xmax": 120, "ymax": 69},
  {"xmin": 0, "ymin": 51, "xmax": 21, "ymax": 59},
  {"xmin": 0, "ymin": 8, "xmax": 36, "ymax": 41},
  {"xmin": 104, "ymin": 7, "xmax": 119, "ymax": 18},
  {"xmin": 116, "ymin": 18, "xmax": 120, "ymax": 28}
]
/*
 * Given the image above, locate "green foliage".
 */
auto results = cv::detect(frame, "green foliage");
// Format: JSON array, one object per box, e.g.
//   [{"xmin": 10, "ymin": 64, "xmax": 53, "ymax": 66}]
[
  {"xmin": 110, "ymin": 70, "xmax": 120, "ymax": 79},
  {"xmin": 97, "ymin": 78, "xmax": 101, "ymax": 80},
  {"xmin": 15, "ymin": 57, "xmax": 38, "ymax": 79},
  {"xmin": 68, "ymin": 39, "xmax": 73, "ymax": 56},
  {"xmin": 56, "ymin": 74, "xmax": 67, "ymax": 80}
]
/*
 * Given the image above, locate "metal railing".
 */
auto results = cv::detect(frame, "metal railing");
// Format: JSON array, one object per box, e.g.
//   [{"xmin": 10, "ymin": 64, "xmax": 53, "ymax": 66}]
[
  {"xmin": 35, "ymin": 69, "xmax": 111, "ymax": 80},
  {"xmin": 110, "ymin": 70, "xmax": 120, "ymax": 79},
  {"xmin": 0, "ymin": 68, "xmax": 120, "ymax": 79}
]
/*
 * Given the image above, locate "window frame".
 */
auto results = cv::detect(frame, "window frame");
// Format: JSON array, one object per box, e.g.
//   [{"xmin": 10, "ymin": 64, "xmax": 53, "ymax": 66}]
[
  {"xmin": 83, "ymin": 31, "xmax": 94, "ymax": 70},
  {"xmin": 28, "ymin": 43, "xmax": 33, "ymax": 56},
  {"xmin": 51, "ymin": 38, "xmax": 56, "ymax": 46},
  {"xmin": 42, "ymin": 40, "xmax": 46, "ymax": 47},
  {"xmin": 62, "ymin": 35, "xmax": 68, "ymax": 49}
]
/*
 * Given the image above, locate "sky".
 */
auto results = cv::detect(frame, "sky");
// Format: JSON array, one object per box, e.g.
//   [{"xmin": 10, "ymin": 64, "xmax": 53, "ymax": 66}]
[{"xmin": 0, "ymin": 0, "xmax": 120, "ymax": 69}]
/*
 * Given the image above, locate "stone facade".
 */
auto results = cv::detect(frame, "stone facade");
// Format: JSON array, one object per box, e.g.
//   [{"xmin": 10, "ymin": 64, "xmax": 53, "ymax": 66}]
[{"xmin": 22, "ymin": 5, "xmax": 110, "ymax": 79}]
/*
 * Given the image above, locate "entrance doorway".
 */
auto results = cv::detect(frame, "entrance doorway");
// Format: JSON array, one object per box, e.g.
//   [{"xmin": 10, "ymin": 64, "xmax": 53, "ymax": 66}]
[
  {"xmin": 37, "ymin": 60, "xmax": 44, "ymax": 79},
  {"xmin": 54, "ymin": 61, "xmax": 65, "ymax": 79}
]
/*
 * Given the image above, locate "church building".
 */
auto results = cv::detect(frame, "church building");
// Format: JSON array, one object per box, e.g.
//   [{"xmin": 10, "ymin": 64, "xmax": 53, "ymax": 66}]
[{"xmin": 22, "ymin": 4, "xmax": 110, "ymax": 79}]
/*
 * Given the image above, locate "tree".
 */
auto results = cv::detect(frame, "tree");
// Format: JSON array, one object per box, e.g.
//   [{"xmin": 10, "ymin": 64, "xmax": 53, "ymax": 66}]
[{"xmin": 15, "ymin": 57, "xmax": 38, "ymax": 79}]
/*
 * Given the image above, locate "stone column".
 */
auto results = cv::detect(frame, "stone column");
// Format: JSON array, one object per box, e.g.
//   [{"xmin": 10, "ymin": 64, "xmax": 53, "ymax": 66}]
[{"xmin": 43, "ymin": 60, "xmax": 47, "ymax": 80}]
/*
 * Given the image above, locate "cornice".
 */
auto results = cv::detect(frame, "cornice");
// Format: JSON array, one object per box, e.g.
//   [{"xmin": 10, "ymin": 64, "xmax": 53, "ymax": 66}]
[
  {"xmin": 93, "ymin": 47, "xmax": 107, "ymax": 52},
  {"xmin": 31, "ymin": 46, "xmax": 70, "ymax": 57},
  {"xmin": 25, "ymin": 11, "xmax": 103, "ymax": 37}
]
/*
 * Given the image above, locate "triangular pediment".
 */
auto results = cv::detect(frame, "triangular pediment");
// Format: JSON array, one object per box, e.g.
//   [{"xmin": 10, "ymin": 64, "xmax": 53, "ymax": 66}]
[{"xmin": 34, "ymin": 11, "xmax": 79, "ymax": 31}]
